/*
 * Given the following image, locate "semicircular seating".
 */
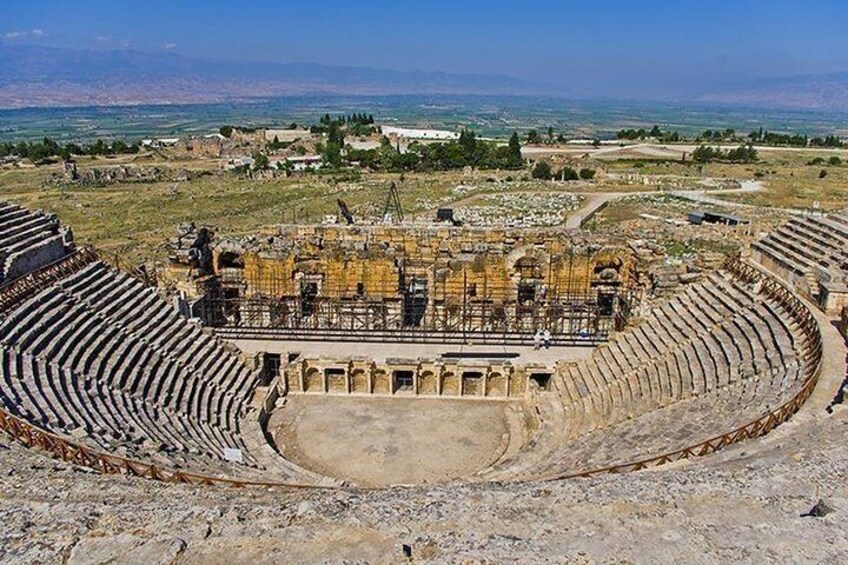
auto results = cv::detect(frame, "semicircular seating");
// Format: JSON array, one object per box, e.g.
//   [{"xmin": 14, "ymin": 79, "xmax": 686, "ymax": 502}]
[
  {"xmin": 0, "ymin": 201, "xmax": 74, "ymax": 284},
  {"xmin": 0, "ymin": 200, "xmax": 823, "ymax": 486},
  {"xmin": 752, "ymin": 210, "xmax": 848, "ymax": 314},
  {"xmin": 0, "ymin": 257, "xmax": 264, "ymax": 474},
  {"xmin": 482, "ymin": 268, "xmax": 819, "ymax": 480}
]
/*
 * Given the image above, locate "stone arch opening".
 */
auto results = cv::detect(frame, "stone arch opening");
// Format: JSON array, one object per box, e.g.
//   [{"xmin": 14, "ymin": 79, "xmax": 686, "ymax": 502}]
[
  {"xmin": 351, "ymin": 369, "xmax": 369, "ymax": 394},
  {"xmin": 393, "ymin": 370, "xmax": 414, "ymax": 393},
  {"xmin": 326, "ymin": 367, "xmax": 347, "ymax": 393},
  {"xmin": 487, "ymin": 372, "xmax": 506, "ymax": 397},
  {"xmin": 440, "ymin": 372, "xmax": 459, "ymax": 396},
  {"xmin": 304, "ymin": 368, "xmax": 323, "ymax": 393},
  {"xmin": 418, "ymin": 371, "xmax": 437, "ymax": 395},
  {"xmin": 217, "ymin": 251, "xmax": 244, "ymax": 270}
]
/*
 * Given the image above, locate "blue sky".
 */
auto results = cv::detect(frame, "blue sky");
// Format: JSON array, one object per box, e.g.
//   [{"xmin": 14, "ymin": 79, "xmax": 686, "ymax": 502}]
[{"xmin": 3, "ymin": 0, "xmax": 847, "ymax": 84}]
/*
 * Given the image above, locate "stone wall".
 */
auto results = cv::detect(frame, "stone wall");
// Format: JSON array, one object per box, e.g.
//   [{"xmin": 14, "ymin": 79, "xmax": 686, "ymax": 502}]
[
  {"xmin": 282, "ymin": 356, "xmax": 544, "ymax": 399},
  {"xmin": 213, "ymin": 225, "xmax": 631, "ymax": 302}
]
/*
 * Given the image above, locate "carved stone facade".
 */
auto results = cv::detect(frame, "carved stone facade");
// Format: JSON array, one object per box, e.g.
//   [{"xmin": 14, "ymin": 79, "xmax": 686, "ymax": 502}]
[
  {"xmin": 163, "ymin": 224, "xmax": 636, "ymax": 339},
  {"xmin": 282, "ymin": 355, "xmax": 546, "ymax": 399}
]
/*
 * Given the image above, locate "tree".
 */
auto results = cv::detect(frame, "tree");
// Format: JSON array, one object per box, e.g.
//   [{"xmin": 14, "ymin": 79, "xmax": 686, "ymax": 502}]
[
  {"xmin": 531, "ymin": 160, "xmax": 552, "ymax": 180},
  {"xmin": 458, "ymin": 129, "xmax": 477, "ymax": 164},
  {"xmin": 649, "ymin": 125, "xmax": 662, "ymax": 138},
  {"xmin": 252, "ymin": 151, "xmax": 269, "ymax": 171},
  {"xmin": 725, "ymin": 144, "xmax": 758, "ymax": 163},
  {"xmin": 219, "ymin": 125, "xmax": 234, "ymax": 138},
  {"xmin": 327, "ymin": 121, "xmax": 345, "ymax": 146},
  {"xmin": 506, "ymin": 132, "xmax": 524, "ymax": 169},
  {"xmin": 323, "ymin": 142, "xmax": 342, "ymax": 169},
  {"xmin": 526, "ymin": 130, "xmax": 541, "ymax": 144},
  {"xmin": 692, "ymin": 145, "xmax": 719, "ymax": 163},
  {"xmin": 556, "ymin": 166, "xmax": 579, "ymax": 181},
  {"xmin": 579, "ymin": 168, "xmax": 596, "ymax": 180}
]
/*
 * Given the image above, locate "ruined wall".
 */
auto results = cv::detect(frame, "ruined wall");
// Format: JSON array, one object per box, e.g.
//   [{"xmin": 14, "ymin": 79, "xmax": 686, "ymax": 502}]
[
  {"xmin": 283, "ymin": 356, "xmax": 541, "ymax": 399},
  {"xmin": 213, "ymin": 225, "xmax": 632, "ymax": 303}
]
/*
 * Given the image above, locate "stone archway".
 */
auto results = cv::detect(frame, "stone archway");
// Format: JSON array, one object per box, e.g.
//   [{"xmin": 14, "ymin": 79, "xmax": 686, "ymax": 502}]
[
  {"xmin": 372, "ymin": 370, "xmax": 391, "ymax": 394},
  {"xmin": 462, "ymin": 372, "xmax": 484, "ymax": 397},
  {"xmin": 487, "ymin": 372, "xmax": 506, "ymax": 397},
  {"xmin": 440, "ymin": 372, "xmax": 459, "ymax": 396},
  {"xmin": 304, "ymin": 368, "xmax": 323, "ymax": 393},
  {"xmin": 351, "ymin": 369, "xmax": 370, "ymax": 394},
  {"xmin": 418, "ymin": 371, "xmax": 437, "ymax": 395}
]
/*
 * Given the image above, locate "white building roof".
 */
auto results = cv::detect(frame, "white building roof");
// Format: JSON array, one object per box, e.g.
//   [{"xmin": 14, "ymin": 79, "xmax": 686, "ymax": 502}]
[{"xmin": 381, "ymin": 126, "xmax": 459, "ymax": 140}]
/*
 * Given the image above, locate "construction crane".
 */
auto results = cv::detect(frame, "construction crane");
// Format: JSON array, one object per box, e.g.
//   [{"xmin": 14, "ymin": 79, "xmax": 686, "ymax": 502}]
[
  {"xmin": 336, "ymin": 198, "xmax": 355, "ymax": 225},
  {"xmin": 383, "ymin": 180, "xmax": 404, "ymax": 223}
]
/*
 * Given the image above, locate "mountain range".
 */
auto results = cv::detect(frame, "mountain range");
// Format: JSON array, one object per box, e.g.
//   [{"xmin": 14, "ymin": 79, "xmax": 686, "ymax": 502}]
[
  {"xmin": 1, "ymin": 44, "xmax": 847, "ymax": 110},
  {"xmin": 0, "ymin": 45, "xmax": 540, "ymax": 108}
]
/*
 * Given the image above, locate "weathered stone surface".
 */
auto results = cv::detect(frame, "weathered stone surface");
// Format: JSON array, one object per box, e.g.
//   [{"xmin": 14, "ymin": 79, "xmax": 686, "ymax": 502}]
[
  {"xmin": 68, "ymin": 535, "xmax": 186, "ymax": 565},
  {"xmin": 0, "ymin": 406, "xmax": 847, "ymax": 563}
]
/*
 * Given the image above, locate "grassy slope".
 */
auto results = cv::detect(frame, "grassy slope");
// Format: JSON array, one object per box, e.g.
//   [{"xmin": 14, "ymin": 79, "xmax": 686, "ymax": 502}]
[{"xmin": 0, "ymin": 149, "xmax": 844, "ymax": 265}]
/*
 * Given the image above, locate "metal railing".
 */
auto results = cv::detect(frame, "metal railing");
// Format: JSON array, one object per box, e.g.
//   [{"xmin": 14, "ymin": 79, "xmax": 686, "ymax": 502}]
[
  {"xmin": 0, "ymin": 409, "xmax": 325, "ymax": 488},
  {"xmin": 0, "ymin": 247, "xmax": 99, "ymax": 315}
]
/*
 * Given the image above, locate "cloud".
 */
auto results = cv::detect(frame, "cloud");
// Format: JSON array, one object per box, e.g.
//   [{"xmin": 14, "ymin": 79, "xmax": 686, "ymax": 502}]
[
  {"xmin": 4, "ymin": 28, "xmax": 48, "ymax": 40},
  {"xmin": 95, "ymin": 35, "xmax": 111, "ymax": 42},
  {"xmin": 163, "ymin": 42, "xmax": 177, "ymax": 50}
]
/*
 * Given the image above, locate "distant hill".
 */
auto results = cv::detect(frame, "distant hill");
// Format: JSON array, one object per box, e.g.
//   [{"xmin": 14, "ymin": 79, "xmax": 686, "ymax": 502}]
[
  {"xmin": 692, "ymin": 70, "xmax": 848, "ymax": 111},
  {"xmin": 0, "ymin": 45, "xmax": 541, "ymax": 108},
  {"xmin": 2, "ymin": 44, "xmax": 848, "ymax": 110}
]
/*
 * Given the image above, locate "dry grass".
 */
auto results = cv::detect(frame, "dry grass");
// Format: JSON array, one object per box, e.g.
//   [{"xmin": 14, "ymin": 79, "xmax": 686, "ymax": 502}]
[{"xmin": 1, "ymin": 147, "xmax": 843, "ymax": 265}]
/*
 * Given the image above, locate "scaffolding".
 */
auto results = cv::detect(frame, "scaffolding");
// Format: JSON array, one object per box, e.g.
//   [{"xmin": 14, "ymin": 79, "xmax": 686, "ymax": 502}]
[{"xmin": 201, "ymin": 253, "xmax": 633, "ymax": 345}]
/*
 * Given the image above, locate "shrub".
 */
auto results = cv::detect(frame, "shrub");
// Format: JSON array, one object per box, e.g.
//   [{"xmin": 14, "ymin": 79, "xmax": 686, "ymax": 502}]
[
  {"xmin": 555, "ymin": 166, "xmax": 579, "ymax": 181},
  {"xmin": 531, "ymin": 160, "xmax": 552, "ymax": 180}
]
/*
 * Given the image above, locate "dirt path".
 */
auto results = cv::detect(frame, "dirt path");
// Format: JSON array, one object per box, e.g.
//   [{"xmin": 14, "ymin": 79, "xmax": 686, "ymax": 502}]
[{"xmin": 565, "ymin": 179, "xmax": 766, "ymax": 228}]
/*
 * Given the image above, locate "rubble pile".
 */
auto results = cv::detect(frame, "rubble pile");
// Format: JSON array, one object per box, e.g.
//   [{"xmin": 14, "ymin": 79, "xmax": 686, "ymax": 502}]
[
  {"xmin": 455, "ymin": 193, "xmax": 582, "ymax": 227},
  {"xmin": 45, "ymin": 165, "xmax": 209, "ymax": 186}
]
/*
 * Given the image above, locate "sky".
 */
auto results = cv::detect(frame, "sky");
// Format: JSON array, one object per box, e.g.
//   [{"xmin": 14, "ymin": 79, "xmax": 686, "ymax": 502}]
[{"xmin": 3, "ymin": 0, "xmax": 848, "ymax": 89}]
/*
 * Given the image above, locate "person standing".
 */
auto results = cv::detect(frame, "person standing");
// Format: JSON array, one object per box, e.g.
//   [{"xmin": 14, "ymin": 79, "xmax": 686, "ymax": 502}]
[
  {"xmin": 533, "ymin": 329, "xmax": 543, "ymax": 350},
  {"xmin": 542, "ymin": 328, "xmax": 552, "ymax": 349}
]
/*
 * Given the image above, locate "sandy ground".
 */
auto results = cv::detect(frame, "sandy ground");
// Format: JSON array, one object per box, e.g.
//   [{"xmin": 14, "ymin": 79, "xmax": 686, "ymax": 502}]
[{"xmin": 270, "ymin": 395, "xmax": 514, "ymax": 487}]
